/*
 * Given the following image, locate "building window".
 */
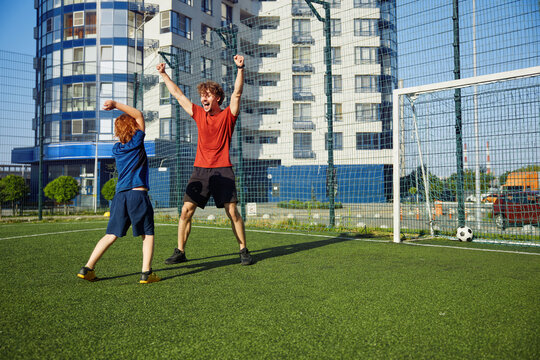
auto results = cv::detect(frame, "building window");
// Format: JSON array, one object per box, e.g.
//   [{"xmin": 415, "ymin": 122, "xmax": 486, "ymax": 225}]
[
  {"xmin": 72, "ymin": 119, "xmax": 83, "ymax": 135},
  {"xmin": 355, "ymin": 47, "xmax": 378, "ymax": 64},
  {"xmin": 355, "ymin": 75, "xmax": 378, "ymax": 93},
  {"xmin": 330, "ymin": 19, "xmax": 341, "ymax": 36},
  {"xmin": 201, "ymin": 0, "xmax": 212, "ymax": 15},
  {"xmin": 201, "ymin": 57, "xmax": 213, "ymax": 78},
  {"xmin": 161, "ymin": 11, "xmax": 191, "ymax": 39},
  {"xmin": 354, "ymin": 19, "xmax": 378, "ymax": 36},
  {"xmin": 259, "ymin": 135, "xmax": 278, "ymax": 144},
  {"xmin": 160, "ymin": 83, "xmax": 171, "ymax": 105},
  {"xmin": 201, "ymin": 24, "xmax": 212, "ymax": 47},
  {"xmin": 293, "ymin": 132, "xmax": 313, "ymax": 158},
  {"xmin": 356, "ymin": 103, "xmax": 378, "ymax": 122},
  {"xmin": 221, "ymin": 3, "xmax": 233, "ymax": 26},
  {"xmin": 162, "ymin": 46, "xmax": 191, "ymax": 73},
  {"xmin": 326, "ymin": 75, "xmax": 342, "ymax": 93},
  {"xmin": 293, "ymin": 75, "xmax": 311, "ymax": 94},
  {"xmin": 325, "ymin": 132, "xmax": 343, "ymax": 150},
  {"xmin": 354, "ymin": 0, "xmax": 376, "ymax": 8},
  {"xmin": 293, "ymin": 103, "xmax": 311, "ymax": 122},
  {"xmin": 331, "ymin": 47, "xmax": 341, "ymax": 65},
  {"xmin": 160, "ymin": 117, "xmax": 172, "ymax": 139},
  {"xmin": 332, "ymin": 103, "xmax": 343, "ymax": 122},
  {"xmin": 293, "ymin": 46, "xmax": 310, "ymax": 65},
  {"xmin": 356, "ymin": 132, "xmax": 380, "ymax": 150},
  {"xmin": 292, "ymin": 19, "xmax": 312, "ymax": 43},
  {"xmin": 64, "ymin": 10, "xmax": 96, "ymax": 40}
]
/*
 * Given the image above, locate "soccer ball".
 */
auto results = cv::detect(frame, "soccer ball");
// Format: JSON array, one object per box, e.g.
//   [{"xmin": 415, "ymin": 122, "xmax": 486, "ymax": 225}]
[{"xmin": 456, "ymin": 226, "xmax": 473, "ymax": 242}]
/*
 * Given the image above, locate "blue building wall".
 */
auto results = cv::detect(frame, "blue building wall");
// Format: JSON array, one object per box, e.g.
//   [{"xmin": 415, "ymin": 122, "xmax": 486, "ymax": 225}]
[{"xmin": 268, "ymin": 165, "xmax": 387, "ymax": 204}]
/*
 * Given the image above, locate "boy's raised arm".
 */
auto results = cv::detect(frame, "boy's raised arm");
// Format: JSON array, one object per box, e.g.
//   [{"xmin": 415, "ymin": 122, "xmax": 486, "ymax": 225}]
[
  {"xmin": 156, "ymin": 63, "xmax": 194, "ymax": 117},
  {"xmin": 103, "ymin": 100, "xmax": 145, "ymax": 131}
]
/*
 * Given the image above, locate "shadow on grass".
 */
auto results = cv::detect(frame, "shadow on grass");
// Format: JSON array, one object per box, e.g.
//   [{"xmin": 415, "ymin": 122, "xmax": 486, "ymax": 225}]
[
  {"xmin": 155, "ymin": 232, "xmax": 373, "ymax": 281},
  {"xmin": 91, "ymin": 233, "xmax": 375, "ymax": 282}
]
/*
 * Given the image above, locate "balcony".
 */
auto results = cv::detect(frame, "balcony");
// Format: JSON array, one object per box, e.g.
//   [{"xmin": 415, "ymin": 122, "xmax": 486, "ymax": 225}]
[
  {"xmin": 293, "ymin": 120, "xmax": 315, "ymax": 131},
  {"xmin": 292, "ymin": 4, "xmax": 313, "ymax": 16},
  {"xmin": 293, "ymin": 91, "xmax": 315, "ymax": 102},
  {"xmin": 292, "ymin": 34, "xmax": 315, "ymax": 45},
  {"xmin": 292, "ymin": 64, "xmax": 314, "ymax": 73},
  {"xmin": 129, "ymin": 2, "xmax": 159, "ymax": 17},
  {"xmin": 293, "ymin": 150, "xmax": 316, "ymax": 159}
]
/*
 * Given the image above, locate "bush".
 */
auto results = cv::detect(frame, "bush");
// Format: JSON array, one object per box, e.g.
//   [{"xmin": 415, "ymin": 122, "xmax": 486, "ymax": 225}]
[
  {"xmin": 44, "ymin": 176, "xmax": 80, "ymax": 215},
  {"xmin": 277, "ymin": 200, "xmax": 343, "ymax": 209},
  {"xmin": 0, "ymin": 175, "xmax": 29, "ymax": 216},
  {"xmin": 101, "ymin": 178, "xmax": 117, "ymax": 201}
]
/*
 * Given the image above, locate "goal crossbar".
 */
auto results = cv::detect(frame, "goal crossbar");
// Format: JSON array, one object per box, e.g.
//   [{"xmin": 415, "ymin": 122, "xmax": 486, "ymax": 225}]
[{"xmin": 391, "ymin": 66, "xmax": 540, "ymax": 243}]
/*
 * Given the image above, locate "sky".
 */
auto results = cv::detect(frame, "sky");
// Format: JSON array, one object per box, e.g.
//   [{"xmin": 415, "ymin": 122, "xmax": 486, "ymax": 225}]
[{"xmin": 0, "ymin": 1, "xmax": 35, "ymax": 55}]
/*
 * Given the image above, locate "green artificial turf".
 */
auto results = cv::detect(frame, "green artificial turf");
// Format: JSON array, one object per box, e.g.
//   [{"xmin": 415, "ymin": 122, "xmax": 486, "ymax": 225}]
[{"xmin": 0, "ymin": 220, "xmax": 539, "ymax": 359}]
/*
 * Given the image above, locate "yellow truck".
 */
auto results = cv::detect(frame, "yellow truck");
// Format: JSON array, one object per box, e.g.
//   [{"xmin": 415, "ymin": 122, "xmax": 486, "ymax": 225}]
[{"xmin": 502, "ymin": 171, "xmax": 540, "ymax": 192}]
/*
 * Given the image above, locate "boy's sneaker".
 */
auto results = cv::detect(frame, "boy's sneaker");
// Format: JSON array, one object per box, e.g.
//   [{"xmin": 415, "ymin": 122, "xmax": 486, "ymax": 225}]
[
  {"xmin": 164, "ymin": 248, "xmax": 187, "ymax": 265},
  {"xmin": 140, "ymin": 270, "xmax": 160, "ymax": 284},
  {"xmin": 240, "ymin": 247, "xmax": 253, "ymax": 266},
  {"xmin": 77, "ymin": 266, "xmax": 97, "ymax": 282}
]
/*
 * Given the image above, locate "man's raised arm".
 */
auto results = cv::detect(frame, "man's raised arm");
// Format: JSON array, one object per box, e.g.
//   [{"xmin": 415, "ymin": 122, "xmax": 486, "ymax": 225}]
[
  {"xmin": 230, "ymin": 55, "xmax": 245, "ymax": 117},
  {"xmin": 156, "ymin": 63, "xmax": 194, "ymax": 117}
]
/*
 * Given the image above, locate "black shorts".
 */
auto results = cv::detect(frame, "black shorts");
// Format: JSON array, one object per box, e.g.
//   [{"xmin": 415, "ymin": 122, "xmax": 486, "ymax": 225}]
[
  {"xmin": 184, "ymin": 167, "xmax": 238, "ymax": 209},
  {"xmin": 106, "ymin": 190, "xmax": 154, "ymax": 237}
]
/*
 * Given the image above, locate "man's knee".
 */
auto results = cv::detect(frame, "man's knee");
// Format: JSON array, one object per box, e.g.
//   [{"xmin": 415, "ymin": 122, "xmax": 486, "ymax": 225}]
[{"xmin": 180, "ymin": 203, "xmax": 196, "ymax": 221}]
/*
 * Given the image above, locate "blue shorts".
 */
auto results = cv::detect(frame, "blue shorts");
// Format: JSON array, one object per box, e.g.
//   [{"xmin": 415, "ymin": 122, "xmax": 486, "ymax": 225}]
[{"xmin": 106, "ymin": 190, "xmax": 154, "ymax": 237}]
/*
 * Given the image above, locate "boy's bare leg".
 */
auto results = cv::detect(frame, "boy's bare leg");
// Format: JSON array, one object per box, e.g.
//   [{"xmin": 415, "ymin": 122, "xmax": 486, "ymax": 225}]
[
  {"xmin": 224, "ymin": 202, "xmax": 247, "ymax": 250},
  {"xmin": 141, "ymin": 235, "xmax": 155, "ymax": 272},
  {"xmin": 85, "ymin": 234, "xmax": 118, "ymax": 269},
  {"xmin": 178, "ymin": 202, "xmax": 197, "ymax": 251}
]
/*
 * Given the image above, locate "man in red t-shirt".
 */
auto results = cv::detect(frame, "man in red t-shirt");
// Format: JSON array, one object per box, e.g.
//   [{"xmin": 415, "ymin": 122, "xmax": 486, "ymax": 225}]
[{"xmin": 157, "ymin": 55, "xmax": 253, "ymax": 266}]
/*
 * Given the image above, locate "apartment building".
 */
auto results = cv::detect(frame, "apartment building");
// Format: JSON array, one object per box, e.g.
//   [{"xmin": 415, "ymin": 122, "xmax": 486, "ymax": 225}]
[
  {"xmin": 145, "ymin": 0, "xmax": 396, "ymax": 204},
  {"xmin": 13, "ymin": 0, "xmax": 158, "ymax": 207},
  {"xmin": 13, "ymin": 0, "xmax": 396, "ymax": 208}
]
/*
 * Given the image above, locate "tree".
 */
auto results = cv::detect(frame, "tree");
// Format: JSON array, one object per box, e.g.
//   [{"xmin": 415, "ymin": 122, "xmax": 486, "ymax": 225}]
[
  {"xmin": 0, "ymin": 175, "xmax": 29, "ymax": 216},
  {"xmin": 44, "ymin": 176, "xmax": 80, "ymax": 215},
  {"xmin": 101, "ymin": 178, "xmax": 117, "ymax": 202}
]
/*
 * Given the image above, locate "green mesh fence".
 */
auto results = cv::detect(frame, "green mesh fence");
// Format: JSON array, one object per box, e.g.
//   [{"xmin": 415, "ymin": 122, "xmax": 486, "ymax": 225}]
[
  {"xmin": 140, "ymin": 1, "xmax": 397, "ymax": 231},
  {"xmin": 0, "ymin": 50, "xmax": 34, "ymax": 216}
]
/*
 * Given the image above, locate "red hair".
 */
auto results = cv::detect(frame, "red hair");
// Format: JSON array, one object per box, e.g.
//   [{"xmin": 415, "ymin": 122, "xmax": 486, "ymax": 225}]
[
  {"xmin": 114, "ymin": 114, "xmax": 138, "ymax": 144},
  {"xmin": 197, "ymin": 81, "xmax": 225, "ymax": 105}
]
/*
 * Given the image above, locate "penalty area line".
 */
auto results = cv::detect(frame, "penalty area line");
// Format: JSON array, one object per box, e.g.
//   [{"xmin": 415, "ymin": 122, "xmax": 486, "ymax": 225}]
[{"xmin": 0, "ymin": 228, "xmax": 104, "ymax": 241}]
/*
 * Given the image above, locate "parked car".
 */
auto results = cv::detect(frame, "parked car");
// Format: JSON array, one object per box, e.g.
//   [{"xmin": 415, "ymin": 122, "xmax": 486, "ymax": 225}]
[{"xmin": 492, "ymin": 191, "xmax": 540, "ymax": 229}]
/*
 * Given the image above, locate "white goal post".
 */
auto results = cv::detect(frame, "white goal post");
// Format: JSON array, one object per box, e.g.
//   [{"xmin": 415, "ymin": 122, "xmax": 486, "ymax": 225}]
[{"xmin": 392, "ymin": 66, "xmax": 540, "ymax": 243}]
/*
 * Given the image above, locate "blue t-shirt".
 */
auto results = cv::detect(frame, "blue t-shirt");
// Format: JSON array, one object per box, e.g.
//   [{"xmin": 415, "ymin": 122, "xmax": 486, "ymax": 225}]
[{"xmin": 113, "ymin": 130, "xmax": 150, "ymax": 192}]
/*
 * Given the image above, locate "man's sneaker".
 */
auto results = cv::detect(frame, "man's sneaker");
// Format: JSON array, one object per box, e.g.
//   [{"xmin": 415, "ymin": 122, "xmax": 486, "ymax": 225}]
[
  {"xmin": 140, "ymin": 270, "xmax": 161, "ymax": 284},
  {"xmin": 240, "ymin": 247, "xmax": 253, "ymax": 266},
  {"xmin": 164, "ymin": 248, "xmax": 187, "ymax": 265},
  {"xmin": 77, "ymin": 266, "xmax": 97, "ymax": 282}
]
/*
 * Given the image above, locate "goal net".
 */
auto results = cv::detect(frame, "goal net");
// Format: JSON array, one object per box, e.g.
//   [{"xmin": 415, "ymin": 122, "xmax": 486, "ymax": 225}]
[{"xmin": 392, "ymin": 66, "xmax": 540, "ymax": 244}]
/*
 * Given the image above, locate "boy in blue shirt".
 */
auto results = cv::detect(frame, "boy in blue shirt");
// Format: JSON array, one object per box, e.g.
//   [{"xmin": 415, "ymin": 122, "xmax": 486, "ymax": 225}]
[{"xmin": 77, "ymin": 100, "xmax": 160, "ymax": 284}]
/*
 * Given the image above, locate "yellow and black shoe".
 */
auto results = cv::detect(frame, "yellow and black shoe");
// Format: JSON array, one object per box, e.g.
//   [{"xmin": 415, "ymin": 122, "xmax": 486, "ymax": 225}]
[
  {"xmin": 77, "ymin": 266, "xmax": 97, "ymax": 282},
  {"xmin": 140, "ymin": 270, "xmax": 160, "ymax": 284}
]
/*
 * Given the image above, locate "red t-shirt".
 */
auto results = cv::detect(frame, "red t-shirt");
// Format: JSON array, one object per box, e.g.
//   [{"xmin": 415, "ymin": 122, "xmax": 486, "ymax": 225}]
[{"xmin": 192, "ymin": 103, "xmax": 237, "ymax": 168}]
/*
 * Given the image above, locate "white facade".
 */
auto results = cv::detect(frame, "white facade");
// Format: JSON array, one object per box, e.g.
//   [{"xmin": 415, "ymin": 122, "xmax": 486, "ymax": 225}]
[{"xmin": 143, "ymin": 0, "xmax": 396, "ymax": 167}]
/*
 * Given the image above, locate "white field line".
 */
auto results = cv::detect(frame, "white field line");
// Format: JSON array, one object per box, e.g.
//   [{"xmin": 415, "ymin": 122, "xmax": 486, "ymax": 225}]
[
  {"xmin": 1, "ymin": 223, "xmax": 539, "ymax": 256},
  {"xmin": 0, "ymin": 228, "xmax": 103, "ymax": 240}
]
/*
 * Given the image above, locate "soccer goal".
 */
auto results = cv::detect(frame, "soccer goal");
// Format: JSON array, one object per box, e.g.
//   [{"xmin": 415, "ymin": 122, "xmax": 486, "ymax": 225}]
[{"xmin": 392, "ymin": 66, "xmax": 540, "ymax": 244}]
